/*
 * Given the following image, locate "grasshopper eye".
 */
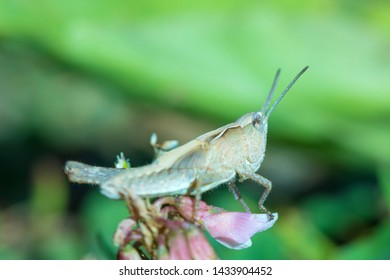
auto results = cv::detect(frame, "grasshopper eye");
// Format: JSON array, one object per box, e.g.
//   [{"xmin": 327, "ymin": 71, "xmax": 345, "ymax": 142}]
[{"xmin": 252, "ymin": 113, "xmax": 262, "ymax": 128}]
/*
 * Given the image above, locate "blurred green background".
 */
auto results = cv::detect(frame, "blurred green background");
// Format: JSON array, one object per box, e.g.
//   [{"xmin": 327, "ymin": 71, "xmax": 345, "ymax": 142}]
[{"xmin": 0, "ymin": 0, "xmax": 389, "ymax": 260}]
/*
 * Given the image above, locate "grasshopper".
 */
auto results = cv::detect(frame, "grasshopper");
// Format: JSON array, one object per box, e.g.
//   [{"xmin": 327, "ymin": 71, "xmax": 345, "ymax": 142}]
[{"xmin": 65, "ymin": 66, "xmax": 308, "ymax": 218}]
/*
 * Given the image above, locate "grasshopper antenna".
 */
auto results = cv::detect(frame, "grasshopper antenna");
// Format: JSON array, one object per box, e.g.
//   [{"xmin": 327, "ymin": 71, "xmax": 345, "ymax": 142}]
[
  {"xmin": 266, "ymin": 66, "xmax": 309, "ymax": 119},
  {"xmin": 261, "ymin": 68, "xmax": 281, "ymax": 116}
]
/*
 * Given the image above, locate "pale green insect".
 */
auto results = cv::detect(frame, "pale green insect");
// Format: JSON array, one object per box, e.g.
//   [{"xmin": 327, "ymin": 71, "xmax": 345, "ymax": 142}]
[{"xmin": 65, "ymin": 66, "xmax": 308, "ymax": 218}]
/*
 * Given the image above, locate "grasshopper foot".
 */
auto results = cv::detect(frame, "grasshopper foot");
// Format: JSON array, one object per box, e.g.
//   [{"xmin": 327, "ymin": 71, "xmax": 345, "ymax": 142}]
[{"xmin": 259, "ymin": 204, "xmax": 275, "ymax": 221}]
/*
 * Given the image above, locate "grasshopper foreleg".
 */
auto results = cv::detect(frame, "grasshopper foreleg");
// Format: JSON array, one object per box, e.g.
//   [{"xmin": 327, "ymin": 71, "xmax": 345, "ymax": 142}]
[
  {"xmin": 237, "ymin": 171, "xmax": 274, "ymax": 220},
  {"xmin": 227, "ymin": 181, "xmax": 251, "ymax": 213}
]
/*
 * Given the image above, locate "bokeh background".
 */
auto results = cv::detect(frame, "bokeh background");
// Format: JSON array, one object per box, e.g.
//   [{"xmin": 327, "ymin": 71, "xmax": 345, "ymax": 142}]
[{"xmin": 0, "ymin": 0, "xmax": 389, "ymax": 260}]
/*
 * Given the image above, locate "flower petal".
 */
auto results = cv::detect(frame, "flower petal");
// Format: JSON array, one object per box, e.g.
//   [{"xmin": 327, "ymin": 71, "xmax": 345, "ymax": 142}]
[
  {"xmin": 113, "ymin": 218, "xmax": 137, "ymax": 247},
  {"xmin": 167, "ymin": 229, "xmax": 192, "ymax": 260},
  {"xmin": 203, "ymin": 212, "xmax": 278, "ymax": 250},
  {"xmin": 176, "ymin": 196, "xmax": 224, "ymax": 222},
  {"xmin": 186, "ymin": 226, "xmax": 218, "ymax": 260},
  {"xmin": 117, "ymin": 245, "xmax": 142, "ymax": 260}
]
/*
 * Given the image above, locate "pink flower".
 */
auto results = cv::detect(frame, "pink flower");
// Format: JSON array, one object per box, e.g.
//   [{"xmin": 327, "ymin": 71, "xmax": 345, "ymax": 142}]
[
  {"xmin": 202, "ymin": 212, "xmax": 278, "ymax": 249},
  {"xmin": 156, "ymin": 219, "xmax": 218, "ymax": 260},
  {"xmin": 112, "ymin": 193, "xmax": 218, "ymax": 260},
  {"xmin": 112, "ymin": 193, "xmax": 277, "ymax": 259},
  {"xmin": 176, "ymin": 197, "xmax": 278, "ymax": 250}
]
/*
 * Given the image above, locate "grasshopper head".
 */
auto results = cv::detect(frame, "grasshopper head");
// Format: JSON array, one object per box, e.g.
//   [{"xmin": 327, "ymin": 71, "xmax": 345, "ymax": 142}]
[{"xmin": 251, "ymin": 66, "xmax": 309, "ymax": 134}]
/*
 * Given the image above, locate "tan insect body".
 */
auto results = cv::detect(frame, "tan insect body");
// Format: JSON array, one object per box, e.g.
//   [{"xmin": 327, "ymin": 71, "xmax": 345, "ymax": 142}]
[{"xmin": 65, "ymin": 67, "xmax": 308, "ymax": 216}]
